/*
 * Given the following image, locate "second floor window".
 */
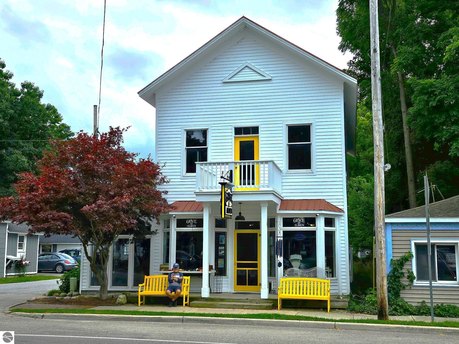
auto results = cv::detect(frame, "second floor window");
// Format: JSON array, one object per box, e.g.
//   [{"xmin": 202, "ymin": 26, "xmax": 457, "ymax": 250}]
[
  {"xmin": 288, "ymin": 125, "xmax": 311, "ymax": 170},
  {"xmin": 186, "ymin": 129, "xmax": 207, "ymax": 173}
]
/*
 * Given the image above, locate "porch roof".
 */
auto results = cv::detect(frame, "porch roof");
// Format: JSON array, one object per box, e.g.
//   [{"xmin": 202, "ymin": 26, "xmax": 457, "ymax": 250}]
[
  {"xmin": 170, "ymin": 201, "xmax": 203, "ymax": 213},
  {"xmin": 279, "ymin": 199, "xmax": 344, "ymax": 213}
]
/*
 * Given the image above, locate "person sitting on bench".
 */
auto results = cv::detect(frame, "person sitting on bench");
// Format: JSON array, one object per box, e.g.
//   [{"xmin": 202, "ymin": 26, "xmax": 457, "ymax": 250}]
[{"xmin": 166, "ymin": 263, "xmax": 183, "ymax": 307}]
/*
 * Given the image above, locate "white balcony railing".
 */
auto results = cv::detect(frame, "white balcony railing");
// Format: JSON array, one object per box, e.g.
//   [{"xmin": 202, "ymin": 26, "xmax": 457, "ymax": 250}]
[{"xmin": 196, "ymin": 160, "xmax": 282, "ymax": 193}]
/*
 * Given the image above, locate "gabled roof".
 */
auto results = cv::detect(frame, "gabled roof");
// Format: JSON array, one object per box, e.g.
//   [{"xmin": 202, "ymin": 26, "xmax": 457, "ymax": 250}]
[
  {"xmin": 7, "ymin": 223, "xmax": 31, "ymax": 234},
  {"xmin": 386, "ymin": 195, "xmax": 459, "ymax": 219},
  {"xmin": 138, "ymin": 16, "xmax": 357, "ymax": 105},
  {"xmin": 279, "ymin": 199, "xmax": 344, "ymax": 213}
]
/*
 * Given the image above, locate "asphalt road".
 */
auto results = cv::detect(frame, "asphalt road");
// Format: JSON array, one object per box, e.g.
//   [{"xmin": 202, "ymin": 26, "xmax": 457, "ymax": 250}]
[
  {"xmin": 0, "ymin": 278, "xmax": 59, "ymax": 311},
  {"xmin": 0, "ymin": 313, "xmax": 458, "ymax": 344}
]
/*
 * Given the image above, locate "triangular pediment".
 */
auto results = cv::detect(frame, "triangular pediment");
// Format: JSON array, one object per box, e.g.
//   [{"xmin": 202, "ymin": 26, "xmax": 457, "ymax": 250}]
[{"xmin": 223, "ymin": 62, "xmax": 272, "ymax": 83}]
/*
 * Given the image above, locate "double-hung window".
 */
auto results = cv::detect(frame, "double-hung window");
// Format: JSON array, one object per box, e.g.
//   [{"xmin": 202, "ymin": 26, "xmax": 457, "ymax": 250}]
[
  {"xmin": 185, "ymin": 129, "xmax": 207, "ymax": 174},
  {"xmin": 17, "ymin": 235, "xmax": 26, "ymax": 253},
  {"xmin": 287, "ymin": 125, "xmax": 311, "ymax": 170},
  {"xmin": 414, "ymin": 242, "xmax": 458, "ymax": 283}
]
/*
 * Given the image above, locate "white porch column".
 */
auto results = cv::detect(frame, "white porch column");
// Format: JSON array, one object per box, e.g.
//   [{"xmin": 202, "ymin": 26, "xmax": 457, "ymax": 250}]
[
  {"xmin": 260, "ymin": 202, "xmax": 269, "ymax": 299},
  {"xmin": 201, "ymin": 204, "xmax": 211, "ymax": 297},
  {"xmin": 276, "ymin": 216, "xmax": 283, "ymax": 287},
  {"xmin": 170, "ymin": 216, "xmax": 177, "ymax": 268},
  {"xmin": 316, "ymin": 215, "xmax": 326, "ymax": 278}
]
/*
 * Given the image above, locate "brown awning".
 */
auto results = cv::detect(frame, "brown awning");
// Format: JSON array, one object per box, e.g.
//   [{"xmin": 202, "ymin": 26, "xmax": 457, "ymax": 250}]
[
  {"xmin": 170, "ymin": 201, "xmax": 203, "ymax": 213},
  {"xmin": 279, "ymin": 199, "xmax": 343, "ymax": 213}
]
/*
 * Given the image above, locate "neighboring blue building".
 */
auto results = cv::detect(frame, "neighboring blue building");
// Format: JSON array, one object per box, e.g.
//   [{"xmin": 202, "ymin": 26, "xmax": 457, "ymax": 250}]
[{"xmin": 385, "ymin": 195, "xmax": 459, "ymax": 305}]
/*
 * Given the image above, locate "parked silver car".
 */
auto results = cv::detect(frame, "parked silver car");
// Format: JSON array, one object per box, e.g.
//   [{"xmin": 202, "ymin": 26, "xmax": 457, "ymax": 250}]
[{"xmin": 38, "ymin": 252, "xmax": 78, "ymax": 273}]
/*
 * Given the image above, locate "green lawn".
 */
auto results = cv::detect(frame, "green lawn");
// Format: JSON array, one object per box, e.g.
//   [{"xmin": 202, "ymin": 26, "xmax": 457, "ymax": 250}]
[
  {"xmin": 0, "ymin": 275, "xmax": 58, "ymax": 284},
  {"xmin": 9, "ymin": 308, "xmax": 459, "ymax": 328}
]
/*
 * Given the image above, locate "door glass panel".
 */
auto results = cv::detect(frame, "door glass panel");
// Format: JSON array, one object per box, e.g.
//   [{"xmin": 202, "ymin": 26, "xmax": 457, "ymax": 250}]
[
  {"xmin": 133, "ymin": 239, "xmax": 150, "ymax": 286},
  {"xmin": 239, "ymin": 141, "xmax": 255, "ymax": 186},
  {"xmin": 237, "ymin": 233, "xmax": 258, "ymax": 261},
  {"xmin": 112, "ymin": 239, "xmax": 129, "ymax": 286},
  {"xmin": 237, "ymin": 270, "xmax": 246, "ymax": 285},
  {"xmin": 237, "ymin": 262, "xmax": 257, "ymax": 268},
  {"xmin": 248, "ymin": 270, "xmax": 258, "ymax": 285},
  {"xmin": 239, "ymin": 141, "xmax": 254, "ymax": 160}
]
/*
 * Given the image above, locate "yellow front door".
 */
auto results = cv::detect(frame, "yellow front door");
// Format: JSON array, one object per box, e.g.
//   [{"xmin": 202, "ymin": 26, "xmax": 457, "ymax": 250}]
[
  {"xmin": 234, "ymin": 230, "xmax": 260, "ymax": 292},
  {"xmin": 234, "ymin": 136, "xmax": 259, "ymax": 190}
]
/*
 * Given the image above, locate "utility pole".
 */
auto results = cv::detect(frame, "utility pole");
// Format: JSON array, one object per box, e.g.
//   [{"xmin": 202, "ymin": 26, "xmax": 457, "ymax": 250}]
[
  {"xmin": 424, "ymin": 175, "xmax": 435, "ymax": 322},
  {"xmin": 93, "ymin": 105, "xmax": 98, "ymax": 136},
  {"xmin": 369, "ymin": 0, "xmax": 389, "ymax": 320}
]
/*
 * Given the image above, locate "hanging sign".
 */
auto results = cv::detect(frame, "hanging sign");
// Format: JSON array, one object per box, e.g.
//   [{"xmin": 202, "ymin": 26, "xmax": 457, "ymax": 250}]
[{"xmin": 219, "ymin": 181, "xmax": 233, "ymax": 219}]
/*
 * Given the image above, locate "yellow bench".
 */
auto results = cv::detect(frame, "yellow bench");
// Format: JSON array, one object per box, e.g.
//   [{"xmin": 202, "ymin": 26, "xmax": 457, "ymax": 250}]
[
  {"xmin": 278, "ymin": 277, "xmax": 330, "ymax": 312},
  {"xmin": 138, "ymin": 275, "xmax": 190, "ymax": 306}
]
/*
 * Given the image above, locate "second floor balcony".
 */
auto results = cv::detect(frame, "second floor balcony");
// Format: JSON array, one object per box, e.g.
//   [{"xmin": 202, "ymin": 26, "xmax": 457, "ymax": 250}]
[{"xmin": 196, "ymin": 160, "xmax": 282, "ymax": 195}]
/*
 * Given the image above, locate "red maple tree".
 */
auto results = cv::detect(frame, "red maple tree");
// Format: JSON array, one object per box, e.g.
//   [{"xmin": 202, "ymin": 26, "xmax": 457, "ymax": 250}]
[{"xmin": 0, "ymin": 127, "xmax": 169, "ymax": 298}]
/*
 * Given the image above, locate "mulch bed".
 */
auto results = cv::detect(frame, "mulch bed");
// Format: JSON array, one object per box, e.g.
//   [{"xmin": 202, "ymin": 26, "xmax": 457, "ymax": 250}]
[{"xmin": 25, "ymin": 296, "xmax": 118, "ymax": 308}]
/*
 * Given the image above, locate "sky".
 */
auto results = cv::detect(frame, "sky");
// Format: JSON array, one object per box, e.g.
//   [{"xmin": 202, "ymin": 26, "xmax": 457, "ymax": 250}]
[{"xmin": 0, "ymin": 0, "xmax": 351, "ymax": 158}]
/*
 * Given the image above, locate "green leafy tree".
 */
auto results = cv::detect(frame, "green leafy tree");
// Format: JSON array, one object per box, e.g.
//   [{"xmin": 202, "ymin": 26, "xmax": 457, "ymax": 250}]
[
  {"xmin": 337, "ymin": 0, "xmax": 459, "ymax": 213},
  {"xmin": 347, "ymin": 105, "xmax": 374, "ymax": 251},
  {"xmin": 0, "ymin": 59, "xmax": 72, "ymax": 196}
]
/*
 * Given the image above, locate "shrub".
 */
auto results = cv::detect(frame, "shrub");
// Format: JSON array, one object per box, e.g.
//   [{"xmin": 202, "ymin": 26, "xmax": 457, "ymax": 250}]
[
  {"xmin": 434, "ymin": 304, "xmax": 459, "ymax": 318},
  {"xmin": 47, "ymin": 289, "xmax": 61, "ymax": 296},
  {"xmin": 348, "ymin": 289, "xmax": 378, "ymax": 314},
  {"xmin": 58, "ymin": 267, "xmax": 80, "ymax": 293}
]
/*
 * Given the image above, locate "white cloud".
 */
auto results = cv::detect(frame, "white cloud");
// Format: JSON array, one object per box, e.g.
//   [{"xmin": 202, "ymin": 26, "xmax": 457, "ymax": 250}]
[{"xmin": 0, "ymin": 0, "xmax": 351, "ymax": 159}]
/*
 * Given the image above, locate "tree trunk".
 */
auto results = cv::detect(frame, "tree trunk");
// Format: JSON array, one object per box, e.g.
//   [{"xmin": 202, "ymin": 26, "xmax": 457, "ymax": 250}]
[
  {"xmin": 82, "ymin": 242, "xmax": 110, "ymax": 300},
  {"xmin": 395, "ymin": 60, "xmax": 417, "ymax": 208}
]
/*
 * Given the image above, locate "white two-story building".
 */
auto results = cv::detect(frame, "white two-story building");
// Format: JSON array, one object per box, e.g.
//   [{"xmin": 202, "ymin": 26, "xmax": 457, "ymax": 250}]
[{"xmin": 80, "ymin": 17, "xmax": 357, "ymax": 299}]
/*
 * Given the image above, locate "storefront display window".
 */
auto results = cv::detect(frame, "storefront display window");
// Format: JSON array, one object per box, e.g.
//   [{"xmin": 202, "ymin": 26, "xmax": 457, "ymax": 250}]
[
  {"xmin": 176, "ymin": 232, "xmax": 203, "ymax": 271},
  {"xmin": 283, "ymin": 231, "xmax": 316, "ymax": 273},
  {"xmin": 112, "ymin": 239, "xmax": 129, "ymax": 286},
  {"xmin": 133, "ymin": 238, "xmax": 151, "ymax": 285},
  {"xmin": 325, "ymin": 231, "xmax": 335, "ymax": 277}
]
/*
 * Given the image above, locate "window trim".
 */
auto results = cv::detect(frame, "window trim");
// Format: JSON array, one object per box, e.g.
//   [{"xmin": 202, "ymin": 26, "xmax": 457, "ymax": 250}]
[
  {"xmin": 411, "ymin": 239, "xmax": 459, "ymax": 286},
  {"xmin": 183, "ymin": 128, "xmax": 208, "ymax": 175},
  {"xmin": 285, "ymin": 123, "xmax": 313, "ymax": 172}
]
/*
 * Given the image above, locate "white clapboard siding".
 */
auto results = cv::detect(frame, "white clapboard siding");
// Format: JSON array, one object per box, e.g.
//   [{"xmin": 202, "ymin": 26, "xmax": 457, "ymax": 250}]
[{"xmin": 155, "ymin": 29, "xmax": 346, "ymax": 208}]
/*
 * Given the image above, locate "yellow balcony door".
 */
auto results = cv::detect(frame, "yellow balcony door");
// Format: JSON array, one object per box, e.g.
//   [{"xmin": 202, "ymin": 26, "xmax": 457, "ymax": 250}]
[
  {"xmin": 234, "ymin": 230, "xmax": 260, "ymax": 292},
  {"xmin": 234, "ymin": 136, "xmax": 259, "ymax": 189}
]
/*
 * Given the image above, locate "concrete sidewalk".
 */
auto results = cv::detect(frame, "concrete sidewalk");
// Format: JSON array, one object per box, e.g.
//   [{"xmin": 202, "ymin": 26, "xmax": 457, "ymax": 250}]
[{"xmin": 90, "ymin": 304, "xmax": 459, "ymax": 323}]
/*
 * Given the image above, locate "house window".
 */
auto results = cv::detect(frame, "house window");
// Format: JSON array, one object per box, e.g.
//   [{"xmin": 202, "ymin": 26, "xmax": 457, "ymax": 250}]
[
  {"xmin": 17, "ymin": 235, "xmax": 26, "ymax": 253},
  {"xmin": 282, "ymin": 217, "xmax": 316, "ymax": 228},
  {"xmin": 235, "ymin": 127, "xmax": 259, "ymax": 136},
  {"xmin": 287, "ymin": 125, "xmax": 311, "ymax": 170},
  {"xmin": 41, "ymin": 244, "xmax": 52, "ymax": 253},
  {"xmin": 185, "ymin": 129, "xmax": 207, "ymax": 173},
  {"xmin": 414, "ymin": 243, "xmax": 457, "ymax": 282}
]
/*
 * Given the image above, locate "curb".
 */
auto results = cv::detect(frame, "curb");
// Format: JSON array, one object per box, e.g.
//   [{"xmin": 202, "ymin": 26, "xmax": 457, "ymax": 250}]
[{"xmin": 9, "ymin": 311, "xmax": 459, "ymax": 333}]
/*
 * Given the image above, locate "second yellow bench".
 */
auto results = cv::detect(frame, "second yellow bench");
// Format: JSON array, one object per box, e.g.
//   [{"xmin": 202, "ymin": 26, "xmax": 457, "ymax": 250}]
[{"xmin": 278, "ymin": 277, "xmax": 330, "ymax": 312}]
